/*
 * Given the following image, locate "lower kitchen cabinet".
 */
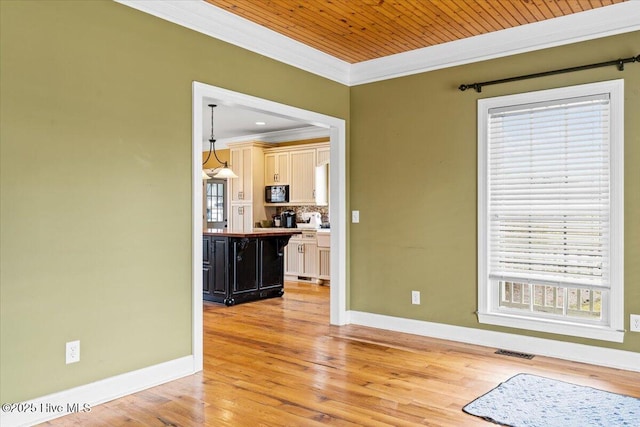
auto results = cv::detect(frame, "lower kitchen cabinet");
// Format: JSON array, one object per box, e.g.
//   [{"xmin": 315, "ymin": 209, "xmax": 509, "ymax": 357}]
[
  {"xmin": 203, "ymin": 231, "xmax": 297, "ymax": 305},
  {"xmin": 285, "ymin": 232, "xmax": 319, "ymax": 283},
  {"xmin": 259, "ymin": 238, "xmax": 287, "ymax": 291},
  {"xmin": 318, "ymin": 247, "xmax": 330, "ymax": 281},
  {"xmin": 284, "ymin": 240, "xmax": 303, "ymax": 276},
  {"xmin": 210, "ymin": 238, "xmax": 227, "ymax": 296},
  {"xmin": 317, "ymin": 231, "xmax": 330, "ymax": 282},
  {"xmin": 203, "ymin": 236, "xmax": 228, "ymax": 301},
  {"xmin": 230, "ymin": 237, "xmax": 259, "ymax": 295},
  {"xmin": 203, "ymin": 236, "xmax": 212, "ymax": 295}
]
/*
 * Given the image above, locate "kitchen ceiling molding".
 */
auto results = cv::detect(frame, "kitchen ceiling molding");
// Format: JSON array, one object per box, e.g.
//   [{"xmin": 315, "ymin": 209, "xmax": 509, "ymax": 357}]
[
  {"xmin": 211, "ymin": 126, "xmax": 330, "ymax": 150},
  {"xmin": 115, "ymin": 1, "xmax": 640, "ymax": 87}
]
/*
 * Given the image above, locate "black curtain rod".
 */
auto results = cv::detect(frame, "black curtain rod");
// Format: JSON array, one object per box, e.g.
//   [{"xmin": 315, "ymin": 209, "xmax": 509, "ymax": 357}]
[{"xmin": 459, "ymin": 54, "xmax": 640, "ymax": 93}]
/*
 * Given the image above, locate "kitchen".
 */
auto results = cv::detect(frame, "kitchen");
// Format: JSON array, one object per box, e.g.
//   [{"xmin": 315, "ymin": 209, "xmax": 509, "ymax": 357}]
[{"xmin": 201, "ymin": 102, "xmax": 331, "ymax": 305}]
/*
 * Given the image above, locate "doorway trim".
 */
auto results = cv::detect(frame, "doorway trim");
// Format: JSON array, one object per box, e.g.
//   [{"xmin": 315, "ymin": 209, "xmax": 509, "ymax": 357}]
[{"xmin": 192, "ymin": 81, "xmax": 347, "ymax": 371}]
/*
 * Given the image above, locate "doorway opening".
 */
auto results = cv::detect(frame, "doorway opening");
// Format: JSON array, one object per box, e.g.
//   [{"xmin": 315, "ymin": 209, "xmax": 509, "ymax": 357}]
[{"xmin": 191, "ymin": 82, "xmax": 347, "ymax": 372}]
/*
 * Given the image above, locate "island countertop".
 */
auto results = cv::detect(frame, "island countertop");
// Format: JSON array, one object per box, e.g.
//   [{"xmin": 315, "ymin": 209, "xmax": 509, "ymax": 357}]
[{"xmin": 203, "ymin": 228, "xmax": 302, "ymax": 238}]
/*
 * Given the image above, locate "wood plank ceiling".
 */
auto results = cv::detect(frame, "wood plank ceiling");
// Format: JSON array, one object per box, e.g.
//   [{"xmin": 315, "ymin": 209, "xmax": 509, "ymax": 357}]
[{"xmin": 203, "ymin": 0, "xmax": 625, "ymax": 63}]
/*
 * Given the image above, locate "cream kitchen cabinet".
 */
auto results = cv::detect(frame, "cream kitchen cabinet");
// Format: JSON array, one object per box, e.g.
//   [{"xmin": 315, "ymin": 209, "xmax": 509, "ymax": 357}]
[
  {"xmin": 264, "ymin": 151, "xmax": 290, "ymax": 185},
  {"xmin": 285, "ymin": 231, "xmax": 319, "ymax": 283},
  {"xmin": 227, "ymin": 142, "xmax": 268, "ymax": 232},
  {"xmin": 317, "ymin": 248, "xmax": 330, "ymax": 281},
  {"xmin": 264, "ymin": 142, "xmax": 330, "ymax": 206},
  {"xmin": 289, "ymin": 149, "xmax": 316, "ymax": 204},
  {"xmin": 316, "ymin": 146, "xmax": 330, "ymax": 166},
  {"xmin": 315, "ymin": 145, "xmax": 330, "ymax": 206},
  {"xmin": 316, "ymin": 231, "xmax": 330, "ymax": 282},
  {"xmin": 230, "ymin": 145, "xmax": 252, "ymax": 202},
  {"xmin": 229, "ymin": 204, "xmax": 253, "ymax": 233}
]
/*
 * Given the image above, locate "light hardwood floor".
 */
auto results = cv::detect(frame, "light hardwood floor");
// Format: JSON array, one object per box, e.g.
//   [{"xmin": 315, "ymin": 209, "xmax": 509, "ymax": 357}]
[{"xmin": 43, "ymin": 282, "xmax": 640, "ymax": 426}]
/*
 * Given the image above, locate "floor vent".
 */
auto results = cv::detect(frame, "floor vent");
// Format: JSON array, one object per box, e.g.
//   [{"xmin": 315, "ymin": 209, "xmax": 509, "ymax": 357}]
[{"xmin": 495, "ymin": 349, "xmax": 535, "ymax": 359}]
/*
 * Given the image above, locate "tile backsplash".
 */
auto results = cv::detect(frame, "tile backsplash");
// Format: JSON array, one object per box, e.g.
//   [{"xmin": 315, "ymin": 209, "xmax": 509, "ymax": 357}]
[{"xmin": 275, "ymin": 206, "xmax": 329, "ymax": 223}]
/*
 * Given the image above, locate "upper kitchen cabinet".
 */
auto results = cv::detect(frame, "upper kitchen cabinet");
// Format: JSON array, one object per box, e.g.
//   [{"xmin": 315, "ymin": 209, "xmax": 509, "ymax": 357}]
[
  {"xmin": 228, "ymin": 141, "xmax": 269, "ymax": 232},
  {"xmin": 264, "ymin": 152, "xmax": 290, "ymax": 185},
  {"xmin": 314, "ymin": 162, "xmax": 328, "ymax": 206},
  {"xmin": 316, "ymin": 146, "xmax": 330, "ymax": 166},
  {"xmin": 263, "ymin": 141, "xmax": 329, "ymax": 206},
  {"xmin": 230, "ymin": 145, "xmax": 251, "ymax": 202},
  {"xmin": 312, "ymin": 143, "xmax": 329, "ymax": 206},
  {"xmin": 229, "ymin": 141, "xmax": 269, "ymax": 203},
  {"xmin": 289, "ymin": 149, "xmax": 316, "ymax": 204}
]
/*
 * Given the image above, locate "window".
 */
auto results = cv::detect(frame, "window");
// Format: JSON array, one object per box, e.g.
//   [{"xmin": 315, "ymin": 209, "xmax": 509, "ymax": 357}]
[{"xmin": 477, "ymin": 80, "xmax": 624, "ymax": 342}]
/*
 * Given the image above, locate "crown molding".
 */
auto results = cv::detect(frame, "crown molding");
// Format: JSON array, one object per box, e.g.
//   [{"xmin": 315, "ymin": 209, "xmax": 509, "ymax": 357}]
[
  {"xmin": 114, "ymin": 0, "xmax": 351, "ymax": 85},
  {"xmin": 204, "ymin": 126, "xmax": 330, "ymax": 150},
  {"xmin": 350, "ymin": 1, "xmax": 640, "ymax": 85},
  {"xmin": 115, "ymin": 1, "xmax": 640, "ymax": 87}
]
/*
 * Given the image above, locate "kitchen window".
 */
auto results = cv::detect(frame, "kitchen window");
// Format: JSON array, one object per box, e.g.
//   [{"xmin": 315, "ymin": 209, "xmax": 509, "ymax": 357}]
[{"xmin": 477, "ymin": 80, "xmax": 624, "ymax": 342}]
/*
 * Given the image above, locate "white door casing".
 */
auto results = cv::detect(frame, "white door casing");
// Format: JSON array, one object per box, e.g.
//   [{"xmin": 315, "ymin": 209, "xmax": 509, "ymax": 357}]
[{"xmin": 192, "ymin": 81, "xmax": 348, "ymax": 372}]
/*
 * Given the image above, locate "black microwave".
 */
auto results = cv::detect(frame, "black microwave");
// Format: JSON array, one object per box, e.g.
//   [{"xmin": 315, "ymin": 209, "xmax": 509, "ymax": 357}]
[{"xmin": 265, "ymin": 185, "xmax": 289, "ymax": 203}]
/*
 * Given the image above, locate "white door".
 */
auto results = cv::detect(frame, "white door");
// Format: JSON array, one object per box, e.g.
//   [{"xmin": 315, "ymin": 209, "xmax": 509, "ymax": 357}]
[{"xmin": 205, "ymin": 179, "xmax": 227, "ymax": 229}]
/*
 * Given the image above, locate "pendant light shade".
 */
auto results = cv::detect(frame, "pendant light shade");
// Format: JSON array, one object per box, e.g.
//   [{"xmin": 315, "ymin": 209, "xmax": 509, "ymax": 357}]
[
  {"xmin": 202, "ymin": 104, "xmax": 237, "ymax": 179},
  {"xmin": 213, "ymin": 167, "xmax": 238, "ymax": 179}
]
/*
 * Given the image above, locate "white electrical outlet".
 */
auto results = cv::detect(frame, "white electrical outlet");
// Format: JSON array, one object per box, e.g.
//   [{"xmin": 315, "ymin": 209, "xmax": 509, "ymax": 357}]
[
  {"xmin": 631, "ymin": 315, "xmax": 640, "ymax": 332},
  {"xmin": 411, "ymin": 290, "xmax": 420, "ymax": 305},
  {"xmin": 66, "ymin": 340, "xmax": 80, "ymax": 364},
  {"xmin": 352, "ymin": 210, "xmax": 360, "ymax": 223}
]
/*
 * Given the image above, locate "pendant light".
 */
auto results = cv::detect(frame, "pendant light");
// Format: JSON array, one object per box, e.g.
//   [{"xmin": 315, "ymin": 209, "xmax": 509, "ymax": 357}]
[{"xmin": 202, "ymin": 104, "xmax": 237, "ymax": 179}]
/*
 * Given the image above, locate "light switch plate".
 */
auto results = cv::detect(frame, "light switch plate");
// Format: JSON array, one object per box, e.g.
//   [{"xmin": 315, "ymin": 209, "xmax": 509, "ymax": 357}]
[{"xmin": 352, "ymin": 210, "xmax": 360, "ymax": 223}]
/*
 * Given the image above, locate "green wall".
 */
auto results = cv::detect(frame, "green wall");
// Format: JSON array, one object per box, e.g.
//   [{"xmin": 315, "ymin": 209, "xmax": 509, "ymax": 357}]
[
  {"xmin": 350, "ymin": 31, "xmax": 640, "ymax": 352},
  {"xmin": 1, "ymin": 0, "xmax": 638, "ymax": 407},
  {"xmin": 0, "ymin": 1, "xmax": 349, "ymax": 403}
]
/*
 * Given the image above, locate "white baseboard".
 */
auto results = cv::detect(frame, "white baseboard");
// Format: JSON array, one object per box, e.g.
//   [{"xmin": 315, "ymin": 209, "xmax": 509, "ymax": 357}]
[
  {"xmin": 1, "ymin": 356, "xmax": 196, "ymax": 427},
  {"xmin": 347, "ymin": 311, "xmax": 640, "ymax": 372},
  {"xmin": 4, "ymin": 314, "xmax": 637, "ymax": 426}
]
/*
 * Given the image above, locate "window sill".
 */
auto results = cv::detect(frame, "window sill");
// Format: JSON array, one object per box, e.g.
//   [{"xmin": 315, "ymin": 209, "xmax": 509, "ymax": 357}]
[{"xmin": 477, "ymin": 312, "xmax": 624, "ymax": 343}]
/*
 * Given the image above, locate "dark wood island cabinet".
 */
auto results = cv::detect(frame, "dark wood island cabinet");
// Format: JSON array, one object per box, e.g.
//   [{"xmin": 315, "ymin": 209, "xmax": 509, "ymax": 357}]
[{"xmin": 202, "ymin": 229, "xmax": 301, "ymax": 305}]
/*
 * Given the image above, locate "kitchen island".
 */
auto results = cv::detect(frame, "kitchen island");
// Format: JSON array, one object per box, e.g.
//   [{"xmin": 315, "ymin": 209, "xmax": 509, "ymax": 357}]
[{"xmin": 202, "ymin": 229, "xmax": 301, "ymax": 305}]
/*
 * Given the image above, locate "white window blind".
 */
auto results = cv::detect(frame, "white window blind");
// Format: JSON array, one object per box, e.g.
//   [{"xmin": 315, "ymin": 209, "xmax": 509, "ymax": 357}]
[
  {"xmin": 487, "ymin": 94, "xmax": 611, "ymax": 291},
  {"xmin": 478, "ymin": 80, "xmax": 623, "ymax": 342}
]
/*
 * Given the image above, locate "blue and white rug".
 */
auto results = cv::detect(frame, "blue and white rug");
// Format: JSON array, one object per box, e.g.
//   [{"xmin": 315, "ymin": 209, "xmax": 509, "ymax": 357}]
[{"xmin": 463, "ymin": 373, "xmax": 640, "ymax": 427}]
